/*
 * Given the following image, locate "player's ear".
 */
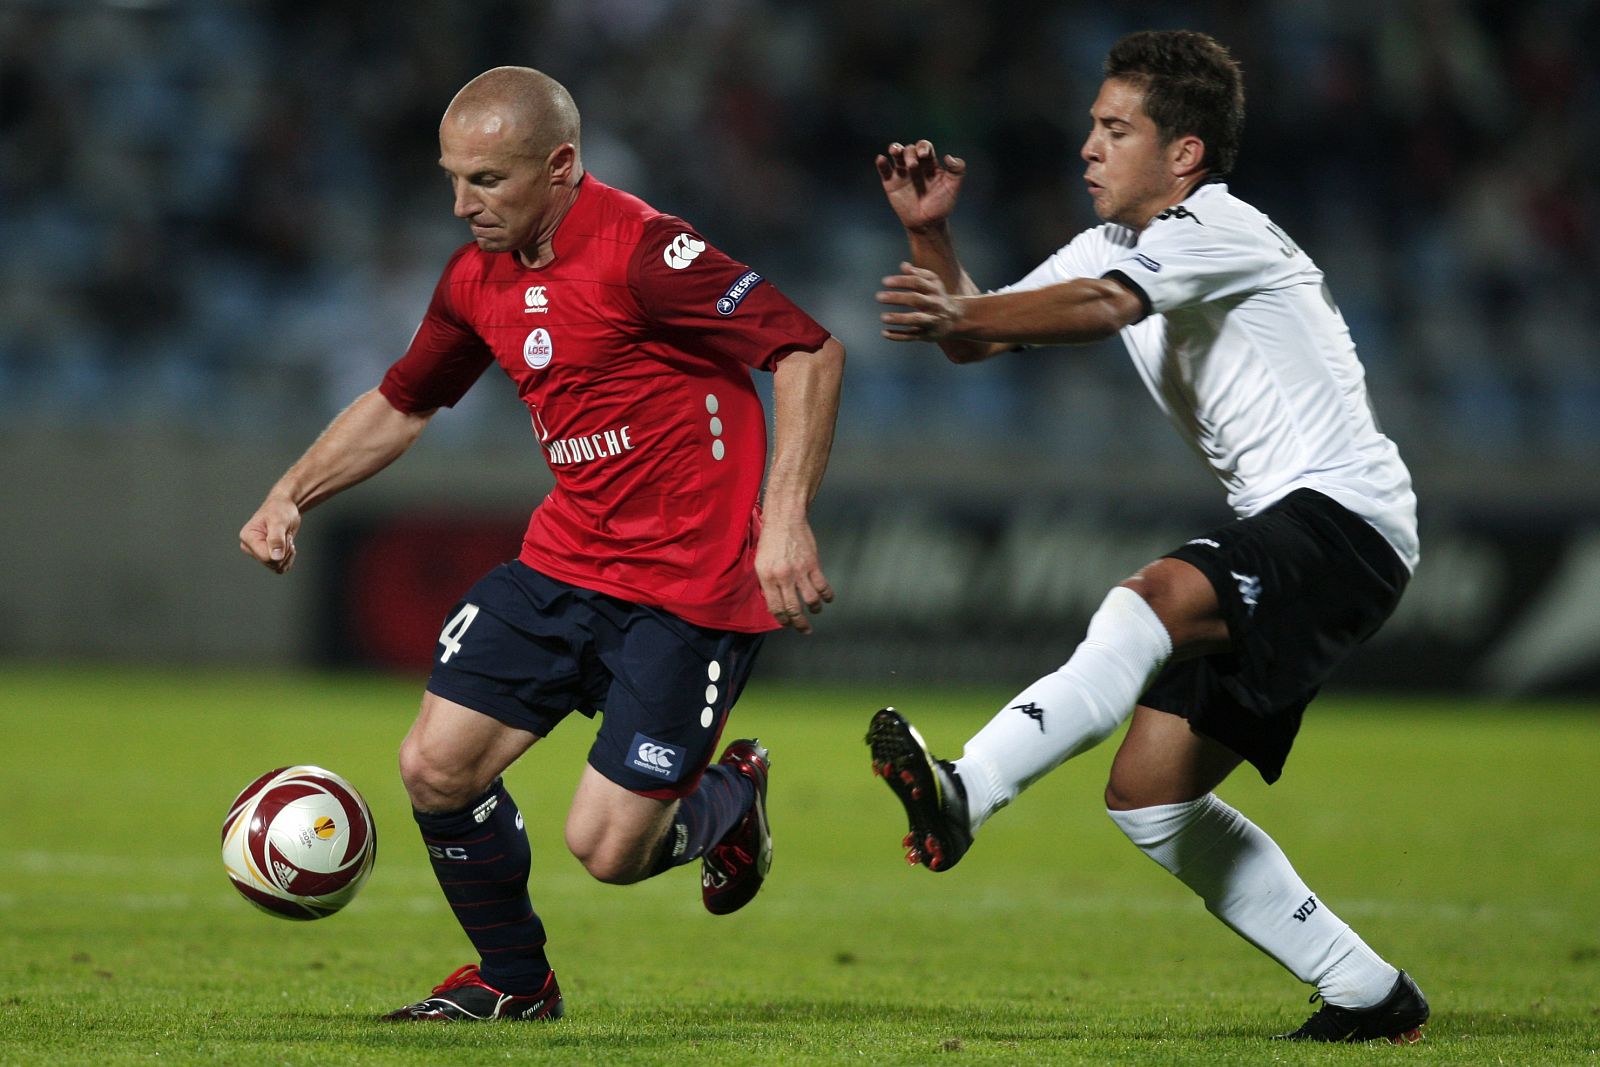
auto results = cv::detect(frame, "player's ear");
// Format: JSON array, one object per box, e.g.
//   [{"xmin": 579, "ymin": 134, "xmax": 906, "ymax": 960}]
[
  {"xmin": 1171, "ymin": 134, "xmax": 1206, "ymax": 178},
  {"xmin": 546, "ymin": 142, "xmax": 579, "ymax": 184}
]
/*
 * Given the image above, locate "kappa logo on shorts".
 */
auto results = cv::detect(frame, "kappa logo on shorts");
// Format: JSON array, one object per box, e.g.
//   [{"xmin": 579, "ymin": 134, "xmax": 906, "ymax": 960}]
[
  {"xmin": 1232, "ymin": 570, "xmax": 1262, "ymax": 616},
  {"xmin": 628, "ymin": 732, "xmax": 685, "ymax": 781}
]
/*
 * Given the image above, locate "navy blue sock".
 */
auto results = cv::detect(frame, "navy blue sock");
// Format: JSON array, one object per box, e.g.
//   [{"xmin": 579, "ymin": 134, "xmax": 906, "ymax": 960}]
[
  {"xmin": 650, "ymin": 763, "xmax": 754, "ymax": 875},
  {"xmin": 414, "ymin": 778, "xmax": 550, "ymax": 994}
]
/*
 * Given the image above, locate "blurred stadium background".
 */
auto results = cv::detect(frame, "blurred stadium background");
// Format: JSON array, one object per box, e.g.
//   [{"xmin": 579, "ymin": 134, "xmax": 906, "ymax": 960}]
[{"xmin": 3, "ymin": 0, "xmax": 1597, "ymax": 696}]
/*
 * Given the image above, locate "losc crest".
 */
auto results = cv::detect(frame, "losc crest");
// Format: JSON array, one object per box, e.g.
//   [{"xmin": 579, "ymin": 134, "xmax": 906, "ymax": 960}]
[{"xmin": 523, "ymin": 328, "xmax": 553, "ymax": 369}]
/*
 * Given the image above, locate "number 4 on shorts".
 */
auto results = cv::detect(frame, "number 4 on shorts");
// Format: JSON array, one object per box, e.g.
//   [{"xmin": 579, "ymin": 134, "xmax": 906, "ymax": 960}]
[{"xmin": 438, "ymin": 604, "xmax": 480, "ymax": 663}]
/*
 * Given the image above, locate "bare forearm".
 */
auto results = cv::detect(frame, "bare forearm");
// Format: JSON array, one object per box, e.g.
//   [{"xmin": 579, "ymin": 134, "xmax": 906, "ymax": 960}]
[
  {"xmin": 763, "ymin": 338, "xmax": 845, "ymax": 520},
  {"xmin": 268, "ymin": 388, "xmax": 432, "ymax": 511},
  {"xmin": 906, "ymin": 223, "xmax": 979, "ymax": 297},
  {"xmin": 905, "ymin": 225, "xmax": 1009, "ymax": 363},
  {"xmin": 949, "ymin": 278, "xmax": 1141, "ymax": 348}
]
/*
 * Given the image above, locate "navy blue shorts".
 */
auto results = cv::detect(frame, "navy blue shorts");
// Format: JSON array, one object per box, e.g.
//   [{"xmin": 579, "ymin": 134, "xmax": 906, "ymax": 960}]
[
  {"xmin": 425, "ymin": 561, "xmax": 765, "ymax": 798},
  {"xmin": 1142, "ymin": 489, "xmax": 1409, "ymax": 784}
]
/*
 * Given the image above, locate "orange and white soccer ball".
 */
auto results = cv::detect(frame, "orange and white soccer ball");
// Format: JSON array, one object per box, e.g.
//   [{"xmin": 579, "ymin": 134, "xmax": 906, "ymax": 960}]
[{"xmin": 221, "ymin": 765, "xmax": 377, "ymax": 920}]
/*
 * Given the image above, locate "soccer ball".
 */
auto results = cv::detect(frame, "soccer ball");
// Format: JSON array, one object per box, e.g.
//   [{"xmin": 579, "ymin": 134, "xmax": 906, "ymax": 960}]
[{"xmin": 221, "ymin": 765, "xmax": 377, "ymax": 920}]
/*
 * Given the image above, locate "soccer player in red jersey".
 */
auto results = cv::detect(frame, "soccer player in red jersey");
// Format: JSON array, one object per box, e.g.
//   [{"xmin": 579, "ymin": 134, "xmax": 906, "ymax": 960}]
[{"xmin": 239, "ymin": 66, "xmax": 844, "ymax": 1021}]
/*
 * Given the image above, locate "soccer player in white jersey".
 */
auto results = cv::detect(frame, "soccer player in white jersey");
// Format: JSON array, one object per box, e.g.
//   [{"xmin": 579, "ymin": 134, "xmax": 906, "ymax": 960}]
[{"xmin": 866, "ymin": 30, "xmax": 1428, "ymax": 1044}]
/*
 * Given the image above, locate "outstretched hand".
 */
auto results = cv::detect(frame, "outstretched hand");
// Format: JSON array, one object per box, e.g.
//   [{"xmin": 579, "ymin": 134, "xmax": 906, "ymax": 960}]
[
  {"xmin": 878, "ymin": 262, "xmax": 962, "ymax": 342},
  {"xmin": 875, "ymin": 140, "xmax": 966, "ymax": 233}
]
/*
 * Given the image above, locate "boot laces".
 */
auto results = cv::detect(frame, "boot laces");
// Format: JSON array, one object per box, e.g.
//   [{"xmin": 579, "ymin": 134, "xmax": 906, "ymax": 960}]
[{"xmin": 432, "ymin": 964, "xmax": 490, "ymax": 994}]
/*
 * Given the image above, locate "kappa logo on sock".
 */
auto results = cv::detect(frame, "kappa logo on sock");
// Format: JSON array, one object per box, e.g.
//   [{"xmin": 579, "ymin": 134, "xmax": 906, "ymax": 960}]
[
  {"xmin": 1292, "ymin": 894, "xmax": 1319, "ymax": 922},
  {"xmin": 628, "ymin": 732, "xmax": 685, "ymax": 781},
  {"xmin": 1013, "ymin": 701, "xmax": 1046, "ymax": 732}
]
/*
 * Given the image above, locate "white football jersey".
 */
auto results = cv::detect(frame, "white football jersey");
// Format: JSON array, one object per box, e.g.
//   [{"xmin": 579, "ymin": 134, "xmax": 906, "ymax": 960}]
[{"xmin": 1000, "ymin": 182, "xmax": 1418, "ymax": 570}]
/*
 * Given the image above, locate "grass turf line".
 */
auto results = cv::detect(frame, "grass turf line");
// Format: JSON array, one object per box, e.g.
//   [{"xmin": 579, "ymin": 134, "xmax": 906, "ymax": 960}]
[{"xmin": 0, "ymin": 664, "xmax": 1597, "ymax": 1064}]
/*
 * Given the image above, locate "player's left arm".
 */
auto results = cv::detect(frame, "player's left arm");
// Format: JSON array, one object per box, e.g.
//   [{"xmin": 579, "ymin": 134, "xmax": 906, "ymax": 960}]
[
  {"xmin": 879, "ymin": 263, "xmax": 1145, "ymax": 349},
  {"xmin": 757, "ymin": 335, "xmax": 845, "ymax": 633}
]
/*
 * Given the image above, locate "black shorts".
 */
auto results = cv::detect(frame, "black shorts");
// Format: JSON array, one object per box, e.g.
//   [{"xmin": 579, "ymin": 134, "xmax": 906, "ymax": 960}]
[
  {"xmin": 425, "ymin": 561, "xmax": 764, "ymax": 798},
  {"xmin": 1141, "ymin": 489, "xmax": 1409, "ymax": 784}
]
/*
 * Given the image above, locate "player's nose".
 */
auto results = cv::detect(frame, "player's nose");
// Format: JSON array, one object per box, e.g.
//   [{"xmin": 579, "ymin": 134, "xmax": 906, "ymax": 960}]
[{"xmin": 451, "ymin": 183, "xmax": 481, "ymax": 219}]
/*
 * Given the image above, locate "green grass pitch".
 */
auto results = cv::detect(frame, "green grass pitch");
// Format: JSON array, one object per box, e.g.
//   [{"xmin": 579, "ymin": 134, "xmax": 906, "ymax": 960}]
[{"xmin": 1, "ymin": 664, "xmax": 1596, "ymax": 1065}]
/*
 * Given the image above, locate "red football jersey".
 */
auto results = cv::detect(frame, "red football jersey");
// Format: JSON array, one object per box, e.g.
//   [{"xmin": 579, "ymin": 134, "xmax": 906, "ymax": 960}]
[{"xmin": 379, "ymin": 176, "xmax": 830, "ymax": 632}]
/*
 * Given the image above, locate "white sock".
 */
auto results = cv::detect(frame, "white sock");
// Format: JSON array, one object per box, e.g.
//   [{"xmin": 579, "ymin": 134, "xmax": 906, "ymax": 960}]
[
  {"xmin": 955, "ymin": 587, "xmax": 1171, "ymax": 830},
  {"xmin": 1108, "ymin": 795, "xmax": 1400, "ymax": 1007}
]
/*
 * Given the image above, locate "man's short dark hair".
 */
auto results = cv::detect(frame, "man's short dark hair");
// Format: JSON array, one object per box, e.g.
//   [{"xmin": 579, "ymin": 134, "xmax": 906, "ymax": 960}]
[{"xmin": 1104, "ymin": 30, "xmax": 1244, "ymax": 177}]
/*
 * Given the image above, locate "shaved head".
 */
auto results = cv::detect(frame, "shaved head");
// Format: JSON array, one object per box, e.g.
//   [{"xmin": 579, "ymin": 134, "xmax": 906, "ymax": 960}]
[{"xmin": 444, "ymin": 66, "xmax": 581, "ymax": 163}]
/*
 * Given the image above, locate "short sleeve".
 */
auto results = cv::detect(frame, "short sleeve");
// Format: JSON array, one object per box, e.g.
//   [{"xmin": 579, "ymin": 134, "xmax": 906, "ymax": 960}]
[
  {"xmin": 995, "ymin": 225, "xmax": 1128, "ymax": 296},
  {"xmin": 1104, "ymin": 205, "xmax": 1284, "ymax": 315},
  {"xmin": 378, "ymin": 249, "xmax": 495, "ymax": 412},
  {"xmin": 629, "ymin": 218, "xmax": 829, "ymax": 371}
]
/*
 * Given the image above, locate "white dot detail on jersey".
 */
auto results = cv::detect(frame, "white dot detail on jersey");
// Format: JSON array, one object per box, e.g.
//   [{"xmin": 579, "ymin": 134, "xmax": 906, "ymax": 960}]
[
  {"xmin": 700, "ymin": 707, "xmax": 714, "ymax": 728},
  {"xmin": 712, "ymin": 440, "xmax": 725, "ymax": 461},
  {"xmin": 707, "ymin": 661, "xmax": 722, "ymax": 682},
  {"xmin": 705, "ymin": 684, "xmax": 718, "ymax": 704},
  {"xmin": 705, "ymin": 393, "xmax": 719, "ymax": 415},
  {"xmin": 709, "ymin": 416, "xmax": 723, "ymax": 436}
]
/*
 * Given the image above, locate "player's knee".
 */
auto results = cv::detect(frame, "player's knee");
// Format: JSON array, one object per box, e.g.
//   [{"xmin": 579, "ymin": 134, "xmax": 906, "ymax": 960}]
[
  {"xmin": 1103, "ymin": 758, "xmax": 1168, "ymax": 811},
  {"xmin": 566, "ymin": 830, "xmax": 646, "ymax": 885},
  {"xmin": 397, "ymin": 738, "xmax": 477, "ymax": 813},
  {"xmin": 1104, "ymin": 774, "xmax": 1141, "ymax": 813},
  {"xmin": 1118, "ymin": 563, "xmax": 1227, "ymax": 653}
]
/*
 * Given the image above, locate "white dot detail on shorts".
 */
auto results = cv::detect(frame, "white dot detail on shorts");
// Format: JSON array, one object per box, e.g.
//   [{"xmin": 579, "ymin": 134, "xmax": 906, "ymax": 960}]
[
  {"xmin": 712, "ymin": 439, "xmax": 725, "ymax": 461},
  {"xmin": 705, "ymin": 684, "xmax": 718, "ymax": 704},
  {"xmin": 700, "ymin": 707, "xmax": 714, "ymax": 728},
  {"xmin": 705, "ymin": 393, "xmax": 719, "ymax": 415},
  {"xmin": 707, "ymin": 661, "xmax": 722, "ymax": 682},
  {"xmin": 709, "ymin": 416, "xmax": 723, "ymax": 436}
]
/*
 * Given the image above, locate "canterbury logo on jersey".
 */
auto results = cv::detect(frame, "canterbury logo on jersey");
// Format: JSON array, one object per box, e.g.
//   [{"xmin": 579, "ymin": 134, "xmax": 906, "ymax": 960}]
[
  {"xmin": 524, "ymin": 285, "xmax": 549, "ymax": 313},
  {"xmin": 629, "ymin": 733, "xmax": 685, "ymax": 780},
  {"xmin": 663, "ymin": 232, "xmax": 706, "ymax": 269}
]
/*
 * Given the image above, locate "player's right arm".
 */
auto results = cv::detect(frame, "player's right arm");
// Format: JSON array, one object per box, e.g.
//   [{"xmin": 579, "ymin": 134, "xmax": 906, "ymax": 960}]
[
  {"xmin": 875, "ymin": 139, "xmax": 1010, "ymax": 364},
  {"xmin": 239, "ymin": 389, "xmax": 434, "ymax": 574}
]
